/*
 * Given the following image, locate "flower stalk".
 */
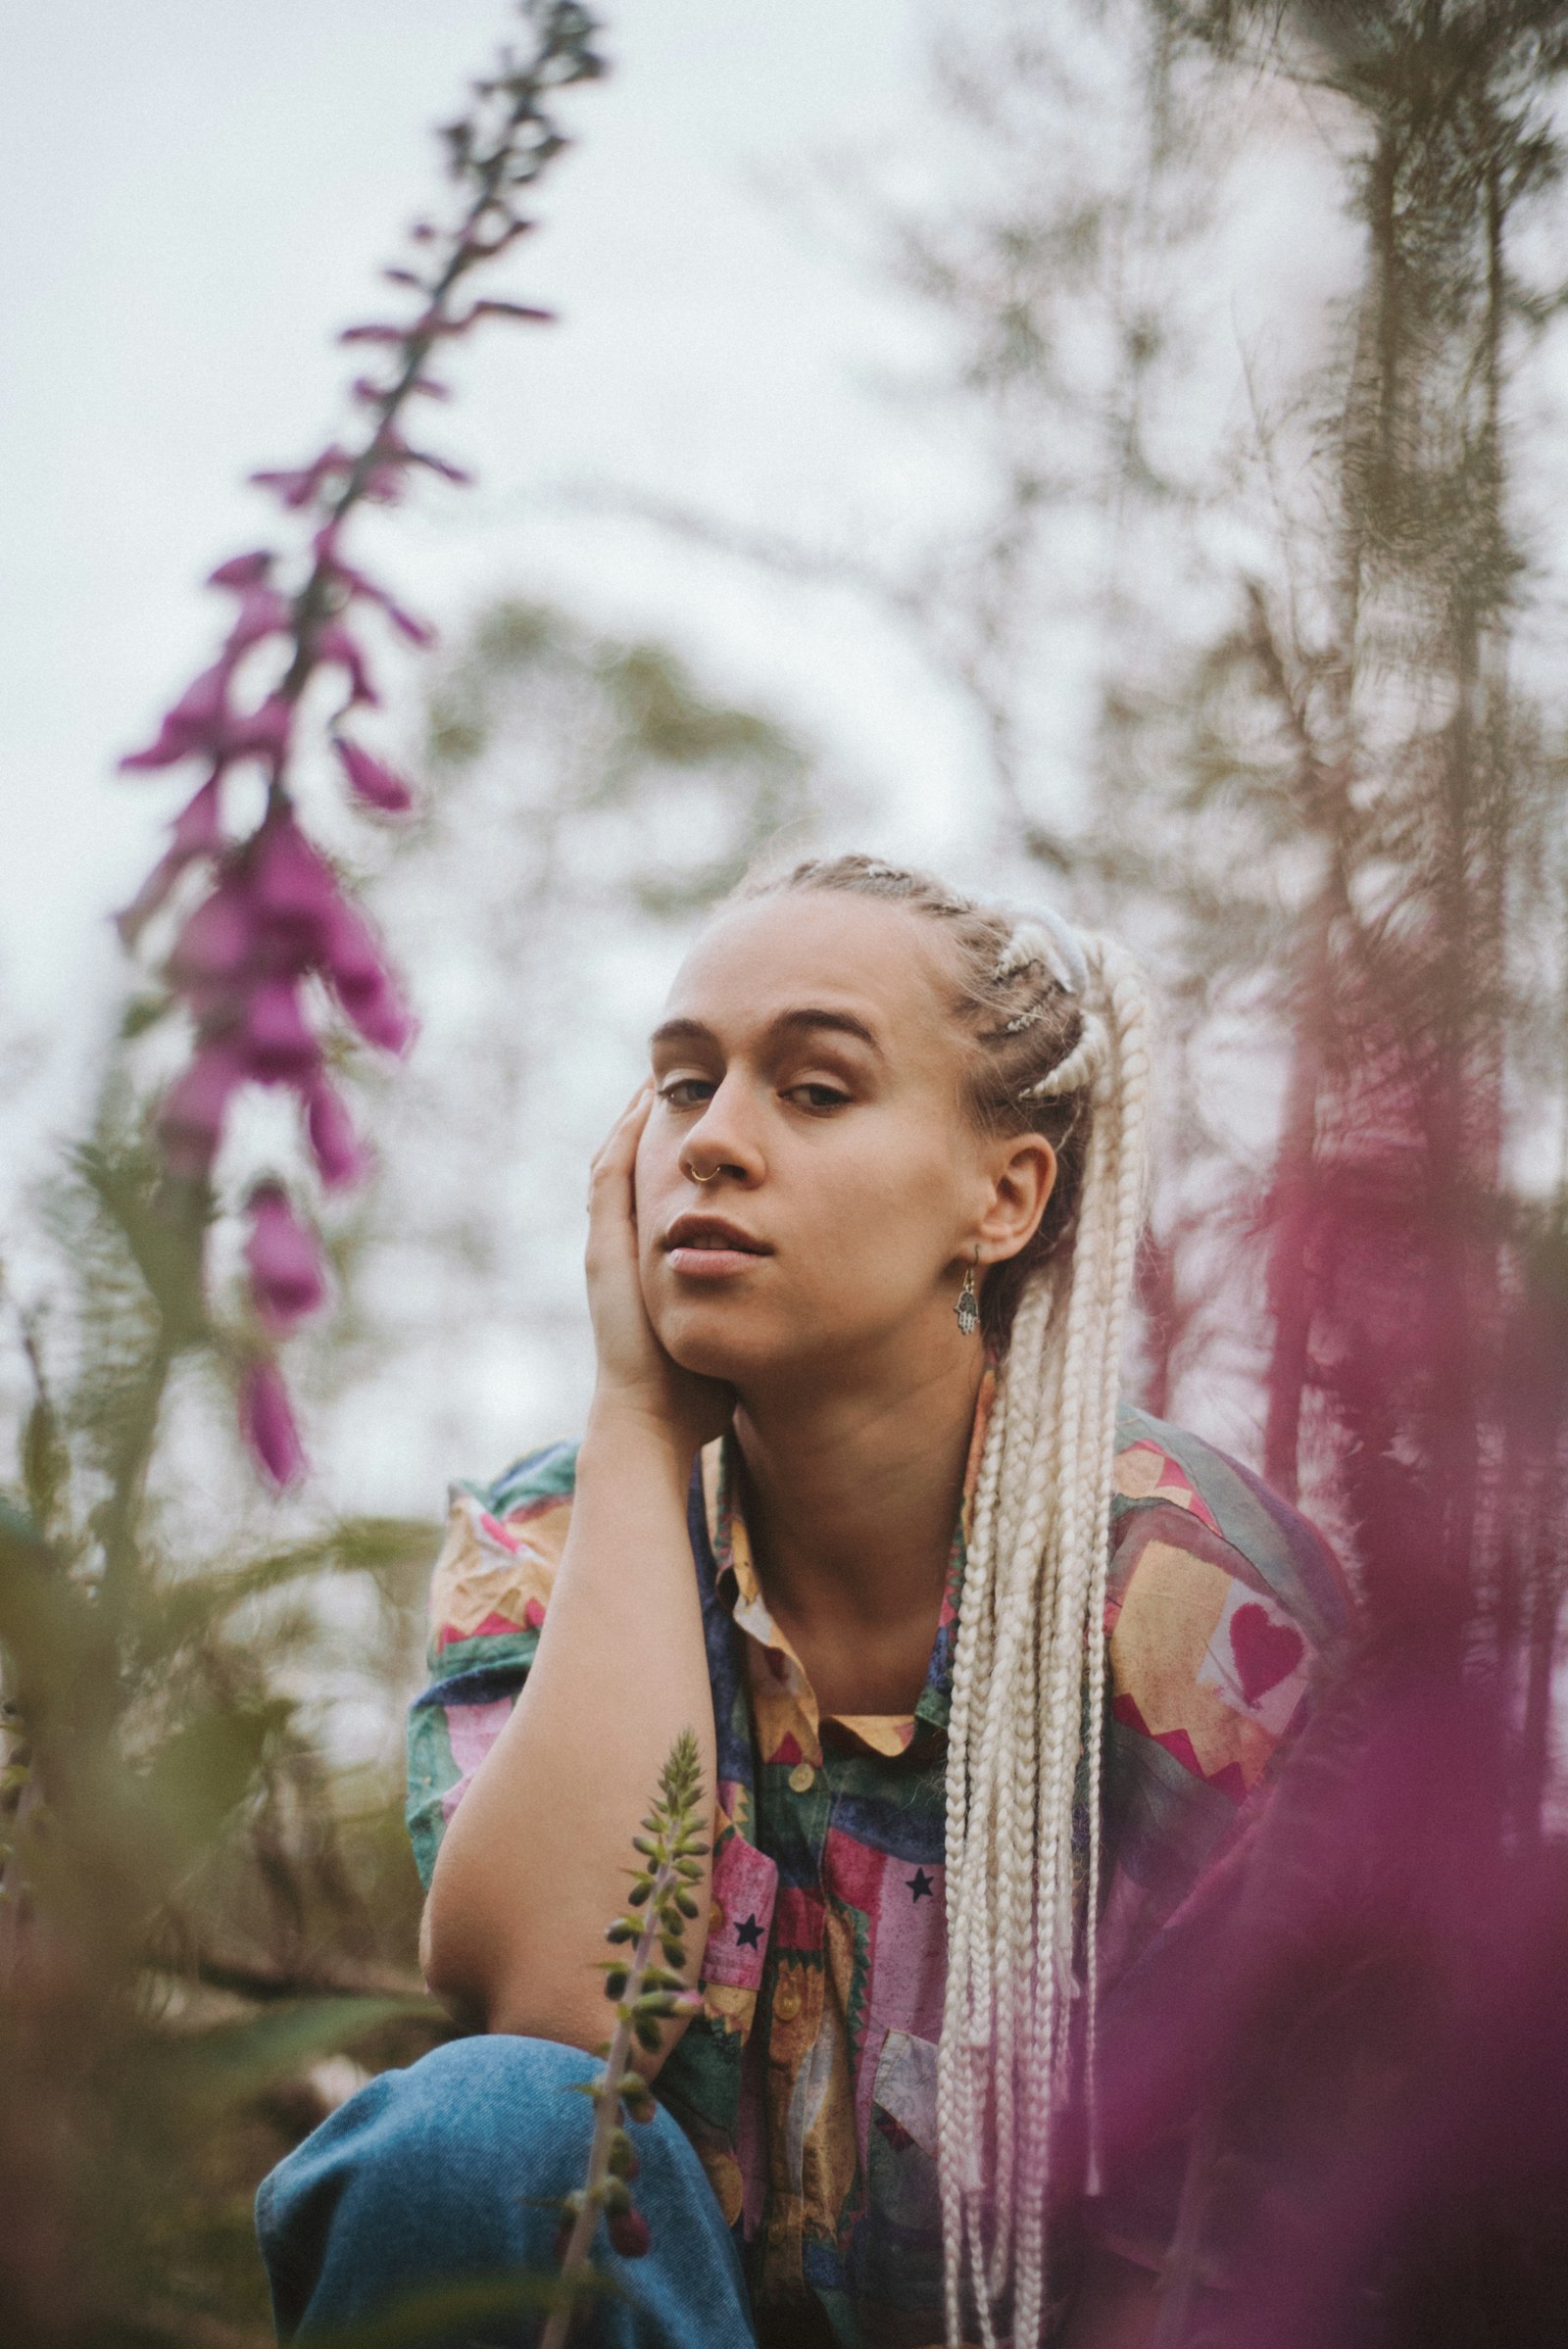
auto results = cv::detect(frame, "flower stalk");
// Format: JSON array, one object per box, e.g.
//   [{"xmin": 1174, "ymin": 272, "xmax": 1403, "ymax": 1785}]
[
  {"xmin": 115, "ymin": 0, "xmax": 605, "ymax": 1484},
  {"xmin": 542, "ymin": 1728, "xmax": 709, "ymax": 2348}
]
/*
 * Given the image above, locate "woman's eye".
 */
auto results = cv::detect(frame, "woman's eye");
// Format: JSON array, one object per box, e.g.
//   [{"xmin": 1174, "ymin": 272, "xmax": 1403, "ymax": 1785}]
[
  {"xmin": 658, "ymin": 1078, "xmax": 715, "ymax": 1109},
  {"xmin": 786, "ymin": 1083, "xmax": 851, "ymax": 1111}
]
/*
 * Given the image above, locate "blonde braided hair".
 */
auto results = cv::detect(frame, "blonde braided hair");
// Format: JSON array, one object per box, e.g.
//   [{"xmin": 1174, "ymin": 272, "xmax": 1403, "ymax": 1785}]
[{"xmin": 742, "ymin": 856, "xmax": 1152, "ymax": 2349}]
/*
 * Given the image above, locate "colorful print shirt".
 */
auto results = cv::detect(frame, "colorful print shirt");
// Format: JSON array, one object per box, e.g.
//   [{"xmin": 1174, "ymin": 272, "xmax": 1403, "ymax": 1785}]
[{"xmin": 406, "ymin": 1398, "xmax": 1349, "ymax": 2348}]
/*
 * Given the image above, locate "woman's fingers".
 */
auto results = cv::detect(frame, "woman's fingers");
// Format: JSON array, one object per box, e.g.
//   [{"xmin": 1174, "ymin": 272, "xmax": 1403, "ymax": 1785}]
[{"xmin": 588, "ymin": 1082, "xmax": 653, "ymax": 1196}]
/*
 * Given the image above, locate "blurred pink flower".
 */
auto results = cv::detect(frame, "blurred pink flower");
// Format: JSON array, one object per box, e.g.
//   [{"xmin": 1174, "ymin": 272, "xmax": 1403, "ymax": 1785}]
[
  {"xmin": 239, "ymin": 1357, "xmax": 307, "ymax": 1487},
  {"xmin": 157, "ymin": 1045, "xmax": 246, "ymax": 1179},
  {"xmin": 167, "ymin": 875, "xmax": 260, "ymax": 1014},
  {"xmin": 318, "ymin": 544, "xmax": 435, "ymax": 645},
  {"xmin": 238, "ymin": 978, "xmax": 320, "ymax": 1084},
  {"xmin": 250, "ymin": 447, "xmax": 353, "ymax": 510},
  {"xmin": 208, "ymin": 551, "xmax": 274, "ymax": 588},
  {"xmin": 120, "ymin": 666, "xmax": 293, "ymax": 778},
  {"xmin": 332, "ymin": 736, "xmax": 415, "ymax": 814},
  {"xmin": 319, "ymin": 898, "xmax": 416, "ymax": 1053},
  {"xmin": 305, "ymin": 1078, "xmax": 372, "ymax": 1190},
  {"xmin": 317, "ymin": 623, "xmax": 378, "ymax": 706},
  {"xmin": 115, "ymin": 775, "xmax": 226, "ymax": 945},
  {"xmin": 120, "ymin": 662, "xmax": 232, "ymax": 771},
  {"xmin": 222, "ymin": 583, "xmax": 293, "ymax": 658},
  {"xmin": 250, "ymin": 814, "xmax": 341, "ymax": 956},
  {"xmin": 244, "ymin": 1180, "xmax": 327, "ymax": 1335}
]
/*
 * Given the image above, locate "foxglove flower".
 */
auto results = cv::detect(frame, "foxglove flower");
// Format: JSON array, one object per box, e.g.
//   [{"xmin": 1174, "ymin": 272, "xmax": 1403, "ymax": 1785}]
[
  {"xmin": 250, "ymin": 812, "xmax": 340, "ymax": 956},
  {"xmin": 116, "ymin": 774, "xmax": 225, "ymax": 945},
  {"xmin": 305, "ymin": 1078, "xmax": 371, "ymax": 1190},
  {"xmin": 120, "ymin": 662, "xmax": 233, "ymax": 772},
  {"xmin": 157, "ymin": 1045, "xmax": 247, "ymax": 1180},
  {"xmin": 167, "ymin": 875, "xmax": 261, "ymax": 1016},
  {"xmin": 239, "ymin": 1357, "xmax": 307, "ymax": 1487},
  {"xmin": 315, "ymin": 623, "xmax": 378, "ymax": 707},
  {"xmin": 238, "ymin": 979, "xmax": 321, "ymax": 1085},
  {"xmin": 244, "ymin": 1181, "xmax": 328, "ymax": 1335},
  {"xmin": 318, "ymin": 897, "xmax": 416, "ymax": 1053},
  {"xmin": 120, "ymin": 666, "xmax": 293, "ymax": 779},
  {"xmin": 333, "ymin": 736, "xmax": 415, "ymax": 814},
  {"xmin": 118, "ymin": 0, "xmax": 606, "ymax": 1484}
]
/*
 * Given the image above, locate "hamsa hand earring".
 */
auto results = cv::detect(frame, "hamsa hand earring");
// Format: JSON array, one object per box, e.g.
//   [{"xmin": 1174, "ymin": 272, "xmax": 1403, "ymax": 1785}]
[{"xmin": 955, "ymin": 1253, "xmax": 980, "ymax": 1338}]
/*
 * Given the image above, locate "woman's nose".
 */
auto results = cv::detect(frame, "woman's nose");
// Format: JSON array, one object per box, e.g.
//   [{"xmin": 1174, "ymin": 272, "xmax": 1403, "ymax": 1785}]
[{"xmin": 683, "ymin": 1078, "xmax": 763, "ymax": 1183}]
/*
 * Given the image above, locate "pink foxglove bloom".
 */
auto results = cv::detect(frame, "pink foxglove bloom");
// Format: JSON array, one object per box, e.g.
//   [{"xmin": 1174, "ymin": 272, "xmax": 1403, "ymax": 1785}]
[
  {"xmin": 116, "ymin": 775, "xmax": 226, "ymax": 945},
  {"xmin": 244, "ymin": 1181, "xmax": 328, "ymax": 1335},
  {"xmin": 120, "ymin": 666, "xmax": 293, "ymax": 779},
  {"xmin": 250, "ymin": 814, "xmax": 341, "ymax": 956},
  {"xmin": 208, "ymin": 551, "xmax": 273, "ymax": 588},
  {"xmin": 120, "ymin": 661, "xmax": 233, "ymax": 771},
  {"xmin": 116, "ymin": 0, "xmax": 604, "ymax": 1484},
  {"xmin": 319, "ymin": 546, "xmax": 435, "ymax": 644},
  {"xmin": 157, "ymin": 1045, "xmax": 246, "ymax": 1180},
  {"xmin": 319, "ymin": 898, "xmax": 416, "ymax": 1053},
  {"xmin": 249, "ymin": 447, "xmax": 353, "ymax": 509},
  {"xmin": 238, "ymin": 979, "xmax": 321, "ymax": 1085},
  {"xmin": 305, "ymin": 1078, "xmax": 371, "ymax": 1190},
  {"xmin": 222, "ymin": 583, "xmax": 292, "ymax": 657},
  {"xmin": 316, "ymin": 623, "xmax": 378, "ymax": 707},
  {"xmin": 333, "ymin": 736, "xmax": 415, "ymax": 814},
  {"xmin": 239, "ymin": 1357, "xmax": 307, "ymax": 1487},
  {"xmin": 167, "ymin": 876, "xmax": 261, "ymax": 1015}
]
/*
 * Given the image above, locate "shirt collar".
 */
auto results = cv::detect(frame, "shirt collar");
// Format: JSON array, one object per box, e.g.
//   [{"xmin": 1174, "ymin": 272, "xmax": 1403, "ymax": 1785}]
[{"xmin": 699, "ymin": 1363, "xmax": 997, "ymax": 1758}]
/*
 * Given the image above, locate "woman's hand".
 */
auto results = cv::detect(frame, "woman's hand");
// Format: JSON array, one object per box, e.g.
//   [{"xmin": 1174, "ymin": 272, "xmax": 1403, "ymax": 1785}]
[{"xmin": 584, "ymin": 1083, "xmax": 734, "ymax": 1462}]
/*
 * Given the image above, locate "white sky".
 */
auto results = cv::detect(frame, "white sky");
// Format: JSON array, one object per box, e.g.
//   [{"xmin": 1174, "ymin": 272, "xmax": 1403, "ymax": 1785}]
[{"xmin": 1, "ymin": 0, "xmax": 979, "ymax": 1098}]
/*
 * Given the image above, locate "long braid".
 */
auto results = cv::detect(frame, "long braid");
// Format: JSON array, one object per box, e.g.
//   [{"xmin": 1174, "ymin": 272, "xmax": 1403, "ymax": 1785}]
[{"xmin": 740, "ymin": 856, "xmax": 1152, "ymax": 2348}]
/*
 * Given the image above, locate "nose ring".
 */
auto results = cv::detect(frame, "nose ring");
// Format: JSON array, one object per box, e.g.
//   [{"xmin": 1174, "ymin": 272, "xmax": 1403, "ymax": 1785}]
[{"xmin": 686, "ymin": 1160, "xmax": 722, "ymax": 1184}]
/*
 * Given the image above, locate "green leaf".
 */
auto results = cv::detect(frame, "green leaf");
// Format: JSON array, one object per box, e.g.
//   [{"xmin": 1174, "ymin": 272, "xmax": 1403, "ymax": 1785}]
[
  {"xmin": 145, "ymin": 1516, "xmax": 441, "ymax": 1650},
  {"xmin": 130, "ymin": 1696, "xmax": 292, "ymax": 1884}
]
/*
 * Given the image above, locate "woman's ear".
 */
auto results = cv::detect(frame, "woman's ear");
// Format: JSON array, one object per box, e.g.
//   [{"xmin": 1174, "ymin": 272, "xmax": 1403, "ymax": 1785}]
[{"xmin": 977, "ymin": 1135, "xmax": 1056, "ymax": 1266}]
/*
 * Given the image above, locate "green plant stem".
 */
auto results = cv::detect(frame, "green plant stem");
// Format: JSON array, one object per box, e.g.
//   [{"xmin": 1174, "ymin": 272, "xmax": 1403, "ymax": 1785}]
[{"xmin": 540, "ymin": 1864, "xmax": 686, "ymax": 2349}]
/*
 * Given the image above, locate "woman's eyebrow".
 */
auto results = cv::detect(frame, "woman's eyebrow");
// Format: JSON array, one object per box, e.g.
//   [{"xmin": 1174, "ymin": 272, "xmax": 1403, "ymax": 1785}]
[
  {"xmin": 648, "ymin": 1008, "xmax": 884, "ymax": 1056},
  {"xmin": 769, "ymin": 1007, "xmax": 884, "ymax": 1056},
  {"xmin": 649, "ymin": 1016, "xmax": 717, "ymax": 1052}
]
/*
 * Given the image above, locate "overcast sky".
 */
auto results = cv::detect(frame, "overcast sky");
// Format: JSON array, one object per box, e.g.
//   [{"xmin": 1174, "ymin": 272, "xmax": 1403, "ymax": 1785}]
[{"xmin": 2, "ymin": 0, "xmax": 985, "ymax": 1120}]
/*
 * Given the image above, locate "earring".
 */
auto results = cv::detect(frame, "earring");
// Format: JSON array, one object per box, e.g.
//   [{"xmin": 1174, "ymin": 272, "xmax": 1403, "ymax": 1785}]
[{"xmin": 955, "ymin": 1255, "xmax": 980, "ymax": 1338}]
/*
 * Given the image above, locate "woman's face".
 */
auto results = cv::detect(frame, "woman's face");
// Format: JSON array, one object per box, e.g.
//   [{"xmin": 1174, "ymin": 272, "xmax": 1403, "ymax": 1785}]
[{"xmin": 634, "ymin": 890, "xmax": 1054, "ymax": 1392}]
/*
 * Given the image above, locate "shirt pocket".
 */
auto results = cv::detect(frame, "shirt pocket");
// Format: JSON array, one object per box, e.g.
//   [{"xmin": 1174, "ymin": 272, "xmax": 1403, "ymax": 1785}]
[{"xmin": 860, "ymin": 2027, "xmax": 944, "ymax": 2313}]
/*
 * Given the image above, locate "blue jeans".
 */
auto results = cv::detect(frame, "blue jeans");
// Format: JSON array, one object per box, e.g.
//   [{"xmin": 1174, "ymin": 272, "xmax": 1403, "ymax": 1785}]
[{"xmin": 255, "ymin": 2033, "xmax": 759, "ymax": 2347}]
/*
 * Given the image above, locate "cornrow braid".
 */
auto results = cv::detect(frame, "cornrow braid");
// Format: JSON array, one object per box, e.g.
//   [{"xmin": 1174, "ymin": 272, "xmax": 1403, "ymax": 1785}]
[{"xmin": 740, "ymin": 853, "xmax": 1152, "ymax": 2349}]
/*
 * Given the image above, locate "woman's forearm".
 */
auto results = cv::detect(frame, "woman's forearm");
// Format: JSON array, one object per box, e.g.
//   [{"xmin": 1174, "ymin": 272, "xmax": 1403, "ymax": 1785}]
[{"xmin": 419, "ymin": 1401, "xmax": 716, "ymax": 2066}]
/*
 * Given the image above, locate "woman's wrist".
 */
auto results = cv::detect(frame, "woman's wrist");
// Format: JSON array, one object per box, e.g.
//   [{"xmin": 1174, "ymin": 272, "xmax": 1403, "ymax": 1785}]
[{"xmin": 581, "ymin": 1388, "xmax": 702, "ymax": 1484}]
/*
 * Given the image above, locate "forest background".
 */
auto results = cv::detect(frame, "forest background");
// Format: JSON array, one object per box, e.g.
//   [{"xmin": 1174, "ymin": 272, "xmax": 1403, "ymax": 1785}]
[{"xmin": 3, "ymin": 2, "xmax": 1567, "ymax": 2343}]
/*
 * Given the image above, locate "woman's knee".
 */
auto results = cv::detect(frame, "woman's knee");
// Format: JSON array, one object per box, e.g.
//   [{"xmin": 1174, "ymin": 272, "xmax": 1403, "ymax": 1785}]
[
  {"xmin": 255, "ymin": 2031, "xmax": 732, "ymax": 2340},
  {"xmin": 261, "ymin": 2033, "xmax": 599, "ymax": 2242}
]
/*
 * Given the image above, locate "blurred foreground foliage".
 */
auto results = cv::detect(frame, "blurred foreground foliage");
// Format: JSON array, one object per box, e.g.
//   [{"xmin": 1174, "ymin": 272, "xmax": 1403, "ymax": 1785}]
[
  {"xmin": 0, "ymin": 600, "xmax": 823, "ymax": 2344},
  {"xmin": 0, "ymin": 1087, "xmax": 449, "ymax": 2346}
]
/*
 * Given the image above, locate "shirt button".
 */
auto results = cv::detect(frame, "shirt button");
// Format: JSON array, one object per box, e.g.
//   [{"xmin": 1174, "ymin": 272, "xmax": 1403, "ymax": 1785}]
[
  {"xmin": 787, "ymin": 1761, "xmax": 815, "ymax": 1794},
  {"xmin": 773, "ymin": 1982, "xmax": 803, "ymax": 2022},
  {"xmin": 708, "ymin": 1900, "xmax": 725, "ymax": 1936}
]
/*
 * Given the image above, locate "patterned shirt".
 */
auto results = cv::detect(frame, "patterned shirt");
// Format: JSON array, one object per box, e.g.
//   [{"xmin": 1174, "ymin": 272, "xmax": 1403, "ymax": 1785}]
[{"xmin": 406, "ymin": 1395, "xmax": 1348, "ymax": 2347}]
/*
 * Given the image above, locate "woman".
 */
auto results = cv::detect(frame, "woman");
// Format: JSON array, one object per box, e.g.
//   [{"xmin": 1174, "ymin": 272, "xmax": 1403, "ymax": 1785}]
[{"xmin": 257, "ymin": 856, "xmax": 1348, "ymax": 2349}]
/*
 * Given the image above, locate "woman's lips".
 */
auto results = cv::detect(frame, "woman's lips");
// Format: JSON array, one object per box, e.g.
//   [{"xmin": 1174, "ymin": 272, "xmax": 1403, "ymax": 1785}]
[
  {"xmin": 662, "ymin": 1216, "xmax": 770, "ymax": 1280},
  {"xmin": 665, "ymin": 1244, "xmax": 766, "ymax": 1279}
]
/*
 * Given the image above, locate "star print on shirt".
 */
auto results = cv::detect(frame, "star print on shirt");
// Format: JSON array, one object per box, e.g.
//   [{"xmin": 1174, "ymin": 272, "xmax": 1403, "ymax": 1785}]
[
  {"xmin": 735, "ymin": 1913, "xmax": 764, "ymax": 1948},
  {"xmin": 906, "ymin": 1869, "xmax": 934, "ymax": 1902}
]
